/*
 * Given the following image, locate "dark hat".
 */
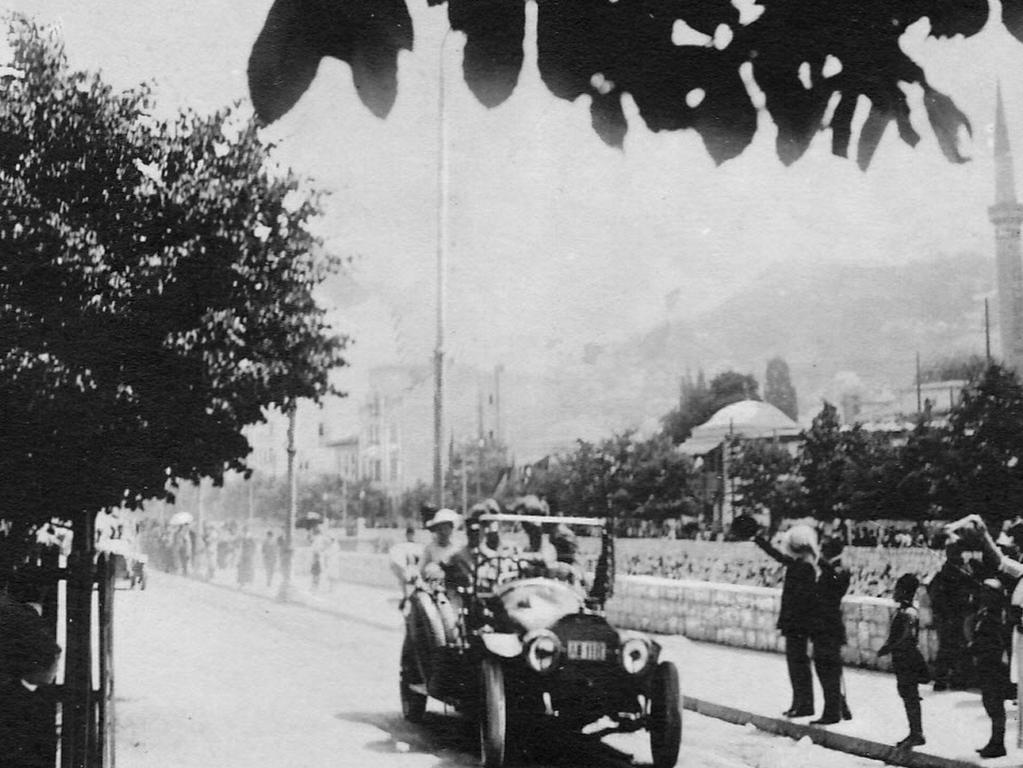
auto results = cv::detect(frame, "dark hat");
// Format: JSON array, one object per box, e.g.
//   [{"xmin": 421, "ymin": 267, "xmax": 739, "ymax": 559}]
[
  {"xmin": 730, "ymin": 514, "xmax": 759, "ymax": 541},
  {"xmin": 820, "ymin": 537, "xmax": 845, "ymax": 560},
  {"xmin": 895, "ymin": 573, "xmax": 919, "ymax": 594}
]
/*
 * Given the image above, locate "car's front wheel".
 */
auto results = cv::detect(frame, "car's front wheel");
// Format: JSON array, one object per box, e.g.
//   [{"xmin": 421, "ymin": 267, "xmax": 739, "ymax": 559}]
[
  {"xmin": 649, "ymin": 661, "xmax": 682, "ymax": 768},
  {"xmin": 479, "ymin": 657, "xmax": 507, "ymax": 768},
  {"xmin": 400, "ymin": 636, "xmax": 427, "ymax": 723},
  {"xmin": 400, "ymin": 674, "xmax": 427, "ymax": 723}
]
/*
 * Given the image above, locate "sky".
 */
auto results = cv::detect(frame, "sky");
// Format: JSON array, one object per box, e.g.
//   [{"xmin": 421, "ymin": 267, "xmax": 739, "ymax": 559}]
[{"xmin": 6, "ymin": 0, "xmax": 1023, "ymax": 439}]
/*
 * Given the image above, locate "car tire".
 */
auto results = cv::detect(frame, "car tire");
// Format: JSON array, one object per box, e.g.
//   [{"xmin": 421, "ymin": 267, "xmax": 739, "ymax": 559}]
[
  {"xmin": 479, "ymin": 657, "xmax": 507, "ymax": 768},
  {"xmin": 649, "ymin": 661, "xmax": 682, "ymax": 768},
  {"xmin": 400, "ymin": 648, "xmax": 427, "ymax": 725},
  {"xmin": 409, "ymin": 592, "xmax": 448, "ymax": 682}
]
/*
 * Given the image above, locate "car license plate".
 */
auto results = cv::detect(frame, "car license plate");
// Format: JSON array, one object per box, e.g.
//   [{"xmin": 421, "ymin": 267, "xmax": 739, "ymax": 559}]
[{"xmin": 567, "ymin": 640, "xmax": 607, "ymax": 661}]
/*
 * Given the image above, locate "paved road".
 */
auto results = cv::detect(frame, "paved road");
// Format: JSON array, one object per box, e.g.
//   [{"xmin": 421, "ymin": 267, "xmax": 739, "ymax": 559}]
[{"xmin": 113, "ymin": 573, "xmax": 886, "ymax": 768}]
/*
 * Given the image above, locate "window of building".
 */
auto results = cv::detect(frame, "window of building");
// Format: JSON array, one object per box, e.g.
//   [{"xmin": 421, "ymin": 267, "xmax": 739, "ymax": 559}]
[{"xmin": 389, "ymin": 452, "xmax": 399, "ymax": 482}]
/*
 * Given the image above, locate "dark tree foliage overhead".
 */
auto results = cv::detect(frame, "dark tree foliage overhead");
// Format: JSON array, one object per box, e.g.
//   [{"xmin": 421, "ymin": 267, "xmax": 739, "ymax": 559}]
[
  {"xmin": 248, "ymin": 0, "xmax": 1017, "ymax": 167},
  {"xmin": 0, "ymin": 19, "xmax": 347, "ymax": 530}
]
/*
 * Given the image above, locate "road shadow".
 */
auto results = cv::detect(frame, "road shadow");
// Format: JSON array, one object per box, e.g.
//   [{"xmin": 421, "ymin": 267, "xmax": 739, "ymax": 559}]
[{"xmin": 337, "ymin": 709, "xmax": 638, "ymax": 768}]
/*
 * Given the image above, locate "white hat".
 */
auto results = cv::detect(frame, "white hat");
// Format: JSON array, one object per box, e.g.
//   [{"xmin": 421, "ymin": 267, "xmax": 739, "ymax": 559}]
[
  {"xmin": 780, "ymin": 524, "xmax": 819, "ymax": 559},
  {"xmin": 426, "ymin": 508, "xmax": 462, "ymax": 529}
]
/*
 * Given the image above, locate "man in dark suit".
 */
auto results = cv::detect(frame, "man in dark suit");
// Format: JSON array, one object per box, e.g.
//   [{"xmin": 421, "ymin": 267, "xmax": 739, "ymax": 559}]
[
  {"xmin": 755, "ymin": 525, "xmax": 819, "ymax": 717},
  {"xmin": 810, "ymin": 537, "xmax": 853, "ymax": 724}
]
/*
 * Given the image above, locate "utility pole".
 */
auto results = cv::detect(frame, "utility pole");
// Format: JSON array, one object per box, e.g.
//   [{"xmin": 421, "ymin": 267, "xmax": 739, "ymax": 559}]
[
  {"xmin": 433, "ymin": 30, "xmax": 453, "ymax": 508},
  {"xmin": 247, "ymin": 472, "xmax": 255, "ymax": 525},
  {"xmin": 915, "ymin": 352, "xmax": 922, "ymax": 414},
  {"xmin": 277, "ymin": 404, "xmax": 297, "ymax": 602},
  {"xmin": 986, "ymin": 297, "xmax": 992, "ymax": 365}
]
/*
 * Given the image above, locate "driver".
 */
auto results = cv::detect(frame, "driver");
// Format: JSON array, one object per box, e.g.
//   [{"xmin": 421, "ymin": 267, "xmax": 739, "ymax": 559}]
[
  {"xmin": 548, "ymin": 524, "xmax": 587, "ymax": 587},
  {"xmin": 474, "ymin": 517, "xmax": 522, "ymax": 592},
  {"xmin": 419, "ymin": 508, "xmax": 462, "ymax": 584}
]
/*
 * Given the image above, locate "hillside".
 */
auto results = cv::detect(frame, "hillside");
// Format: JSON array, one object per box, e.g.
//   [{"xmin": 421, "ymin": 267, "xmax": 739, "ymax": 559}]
[{"xmin": 509, "ymin": 253, "xmax": 994, "ymax": 449}]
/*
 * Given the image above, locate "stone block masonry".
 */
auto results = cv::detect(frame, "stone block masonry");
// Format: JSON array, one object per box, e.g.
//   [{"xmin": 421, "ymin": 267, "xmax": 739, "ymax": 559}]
[{"xmin": 328, "ymin": 549, "xmax": 923, "ymax": 672}]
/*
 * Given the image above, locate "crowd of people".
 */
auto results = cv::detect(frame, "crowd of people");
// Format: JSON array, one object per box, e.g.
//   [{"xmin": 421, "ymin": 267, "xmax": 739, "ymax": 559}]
[
  {"xmin": 621, "ymin": 545, "xmax": 934, "ymax": 598},
  {"xmin": 139, "ymin": 518, "xmax": 348, "ymax": 593},
  {"xmin": 738, "ymin": 515, "xmax": 1023, "ymax": 758}
]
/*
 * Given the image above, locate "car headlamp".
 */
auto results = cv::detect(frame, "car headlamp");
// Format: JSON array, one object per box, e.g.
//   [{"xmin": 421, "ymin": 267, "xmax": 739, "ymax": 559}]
[
  {"xmin": 620, "ymin": 637, "xmax": 652, "ymax": 675},
  {"xmin": 524, "ymin": 629, "xmax": 562, "ymax": 674}
]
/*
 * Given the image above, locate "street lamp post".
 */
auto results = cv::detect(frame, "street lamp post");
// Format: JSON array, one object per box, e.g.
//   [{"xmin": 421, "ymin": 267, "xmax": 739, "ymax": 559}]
[
  {"xmin": 433, "ymin": 30, "xmax": 454, "ymax": 509},
  {"xmin": 277, "ymin": 404, "xmax": 297, "ymax": 601}
]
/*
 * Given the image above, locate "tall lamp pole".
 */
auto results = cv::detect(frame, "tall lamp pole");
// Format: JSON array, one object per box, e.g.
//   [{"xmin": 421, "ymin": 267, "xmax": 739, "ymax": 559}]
[
  {"xmin": 433, "ymin": 31, "xmax": 454, "ymax": 508},
  {"xmin": 278, "ymin": 403, "xmax": 297, "ymax": 601}
]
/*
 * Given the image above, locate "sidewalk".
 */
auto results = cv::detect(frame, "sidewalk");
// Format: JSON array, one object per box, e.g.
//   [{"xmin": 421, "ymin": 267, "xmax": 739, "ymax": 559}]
[{"xmin": 189, "ymin": 568, "xmax": 1020, "ymax": 768}]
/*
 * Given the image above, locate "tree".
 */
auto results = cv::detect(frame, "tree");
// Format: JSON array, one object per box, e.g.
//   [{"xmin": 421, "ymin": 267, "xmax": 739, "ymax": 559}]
[
  {"xmin": 0, "ymin": 18, "xmax": 347, "ymax": 533},
  {"xmin": 445, "ymin": 436, "xmax": 510, "ymax": 508},
  {"xmin": 731, "ymin": 439, "xmax": 800, "ymax": 530},
  {"xmin": 796, "ymin": 401, "xmax": 847, "ymax": 519},
  {"xmin": 929, "ymin": 365, "xmax": 1023, "ymax": 525},
  {"xmin": 764, "ymin": 357, "xmax": 798, "ymax": 421},
  {"xmin": 662, "ymin": 369, "xmax": 758, "ymax": 444},
  {"xmin": 248, "ymin": 0, "xmax": 1016, "ymax": 167},
  {"xmin": 709, "ymin": 370, "xmax": 759, "ymax": 406},
  {"xmin": 532, "ymin": 431, "xmax": 699, "ymax": 525},
  {"xmin": 661, "ymin": 370, "xmax": 714, "ymax": 444},
  {"xmin": 918, "ymin": 353, "xmax": 989, "ymax": 384}
]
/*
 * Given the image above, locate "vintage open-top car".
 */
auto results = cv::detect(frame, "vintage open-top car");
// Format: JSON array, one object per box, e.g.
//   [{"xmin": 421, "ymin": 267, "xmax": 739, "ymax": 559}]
[{"xmin": 400, "ymin": 512, "xmax": 682, "ymax": 768}]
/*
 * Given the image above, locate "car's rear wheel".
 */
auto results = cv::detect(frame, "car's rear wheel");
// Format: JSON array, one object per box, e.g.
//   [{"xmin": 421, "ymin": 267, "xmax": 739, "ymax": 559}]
[
  {"xmin": 649, "ymin": 661, "xmax": 682, "ymax": 768},
  {"xmin": 479, "ymin": 657, "xmax": 507, "ymax": 768}
]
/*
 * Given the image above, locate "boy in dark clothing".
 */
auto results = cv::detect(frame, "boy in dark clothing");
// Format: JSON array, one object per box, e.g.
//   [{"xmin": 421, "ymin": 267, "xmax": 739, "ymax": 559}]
[
  {"xmin": 878, "ymin": 573, "xmax": 930, "ymax": 750},
  {"xmin": 968, "ymin": 578, "xmax": 1011, "ymax": 759}
]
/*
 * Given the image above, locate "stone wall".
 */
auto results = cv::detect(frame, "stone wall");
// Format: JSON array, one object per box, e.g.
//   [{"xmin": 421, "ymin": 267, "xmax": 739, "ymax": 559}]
[
  {"xmin": 328, "ymin": 549, "xmax": 923, "ymax": 672},
  {"xmin": 603, "ymin": 574, "xmax": 932, "ymax": 671}
]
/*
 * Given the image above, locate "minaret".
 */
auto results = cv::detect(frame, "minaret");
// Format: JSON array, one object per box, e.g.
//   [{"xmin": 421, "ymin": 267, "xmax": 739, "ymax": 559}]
[{"xmin": 989, "ymin": 84, "xmax": 1023, "ymax": 373}]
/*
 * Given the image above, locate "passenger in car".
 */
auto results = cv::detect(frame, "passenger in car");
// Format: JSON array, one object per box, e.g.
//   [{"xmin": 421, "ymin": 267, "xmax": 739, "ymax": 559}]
[
  {"xmin": 475, "ymin": 520, "xmax": 522, "ymax": 591},
  {"xmin": 420, "ymin": 508, "xmax": 462, "ymax": 583}
]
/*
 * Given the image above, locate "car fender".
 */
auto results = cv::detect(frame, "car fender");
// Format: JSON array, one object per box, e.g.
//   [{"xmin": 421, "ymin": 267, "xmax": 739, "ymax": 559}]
[{"xmin": 480, "ymin": 633, "xmax": 522, "ymax": 658}]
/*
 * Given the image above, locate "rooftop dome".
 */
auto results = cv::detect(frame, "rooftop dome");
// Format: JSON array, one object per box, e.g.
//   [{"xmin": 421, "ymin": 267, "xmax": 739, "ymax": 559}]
[
  {"xmin": 679, "ymin": 399, "xmax": 801, "ymax": 455},
  {"xmin": 698, "ymin": 399, "xmax": 800, "ymax": 435}
]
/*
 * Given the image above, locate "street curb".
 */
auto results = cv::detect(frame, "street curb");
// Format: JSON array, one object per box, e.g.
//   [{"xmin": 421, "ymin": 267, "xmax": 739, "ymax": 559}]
[{"xmin": 683, "ymin": 696, "xmax": 982, "ymax": 768}]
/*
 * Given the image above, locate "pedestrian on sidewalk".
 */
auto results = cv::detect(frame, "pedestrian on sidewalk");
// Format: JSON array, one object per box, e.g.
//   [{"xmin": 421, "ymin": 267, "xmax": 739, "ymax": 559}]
[
  {"xmin": 754, "ymin": 525, "xmax": 819, "ymax": 718},
  {"xmin": 236, "ymin": 528, "xmax": 256, "ymax": 589},
  {"xmin": 262, "ymin": 531, "xmax": 278, "ymax": 587},
  {"xmin": 967, "ymin": 578, "xmax": 1011, "ymax": 759},
  {"xmin": 927, "ymin": 539, "xmax": 975, "ymax": 691},
  {"xmin": 877, "ymin": 573, "xmax": 930, "ymax": 750},
  {"xmin": 810, "ymin": 536, "xmax": 852, "ymax": 725},
  {"xmin": 388, "ymin": 526, "xmax": 423, "ymax": 602}
]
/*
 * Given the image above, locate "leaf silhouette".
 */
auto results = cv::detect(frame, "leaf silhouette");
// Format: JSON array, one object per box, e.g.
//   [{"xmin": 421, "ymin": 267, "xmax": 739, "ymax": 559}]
[
  {"xmin": 248, "ymin": 0, "xmax": 1011, "ymax": 167},
  {"xmin": 1004, "ymin": 0, "xmax": 1023, "ymax": 43},
  {"xmin": 449, "ymin": 0, "xmax": 525, "ymax": 108},
  {"xmin": 248, "ymin": 0, "xmax": 412, "ymax": 124}
]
